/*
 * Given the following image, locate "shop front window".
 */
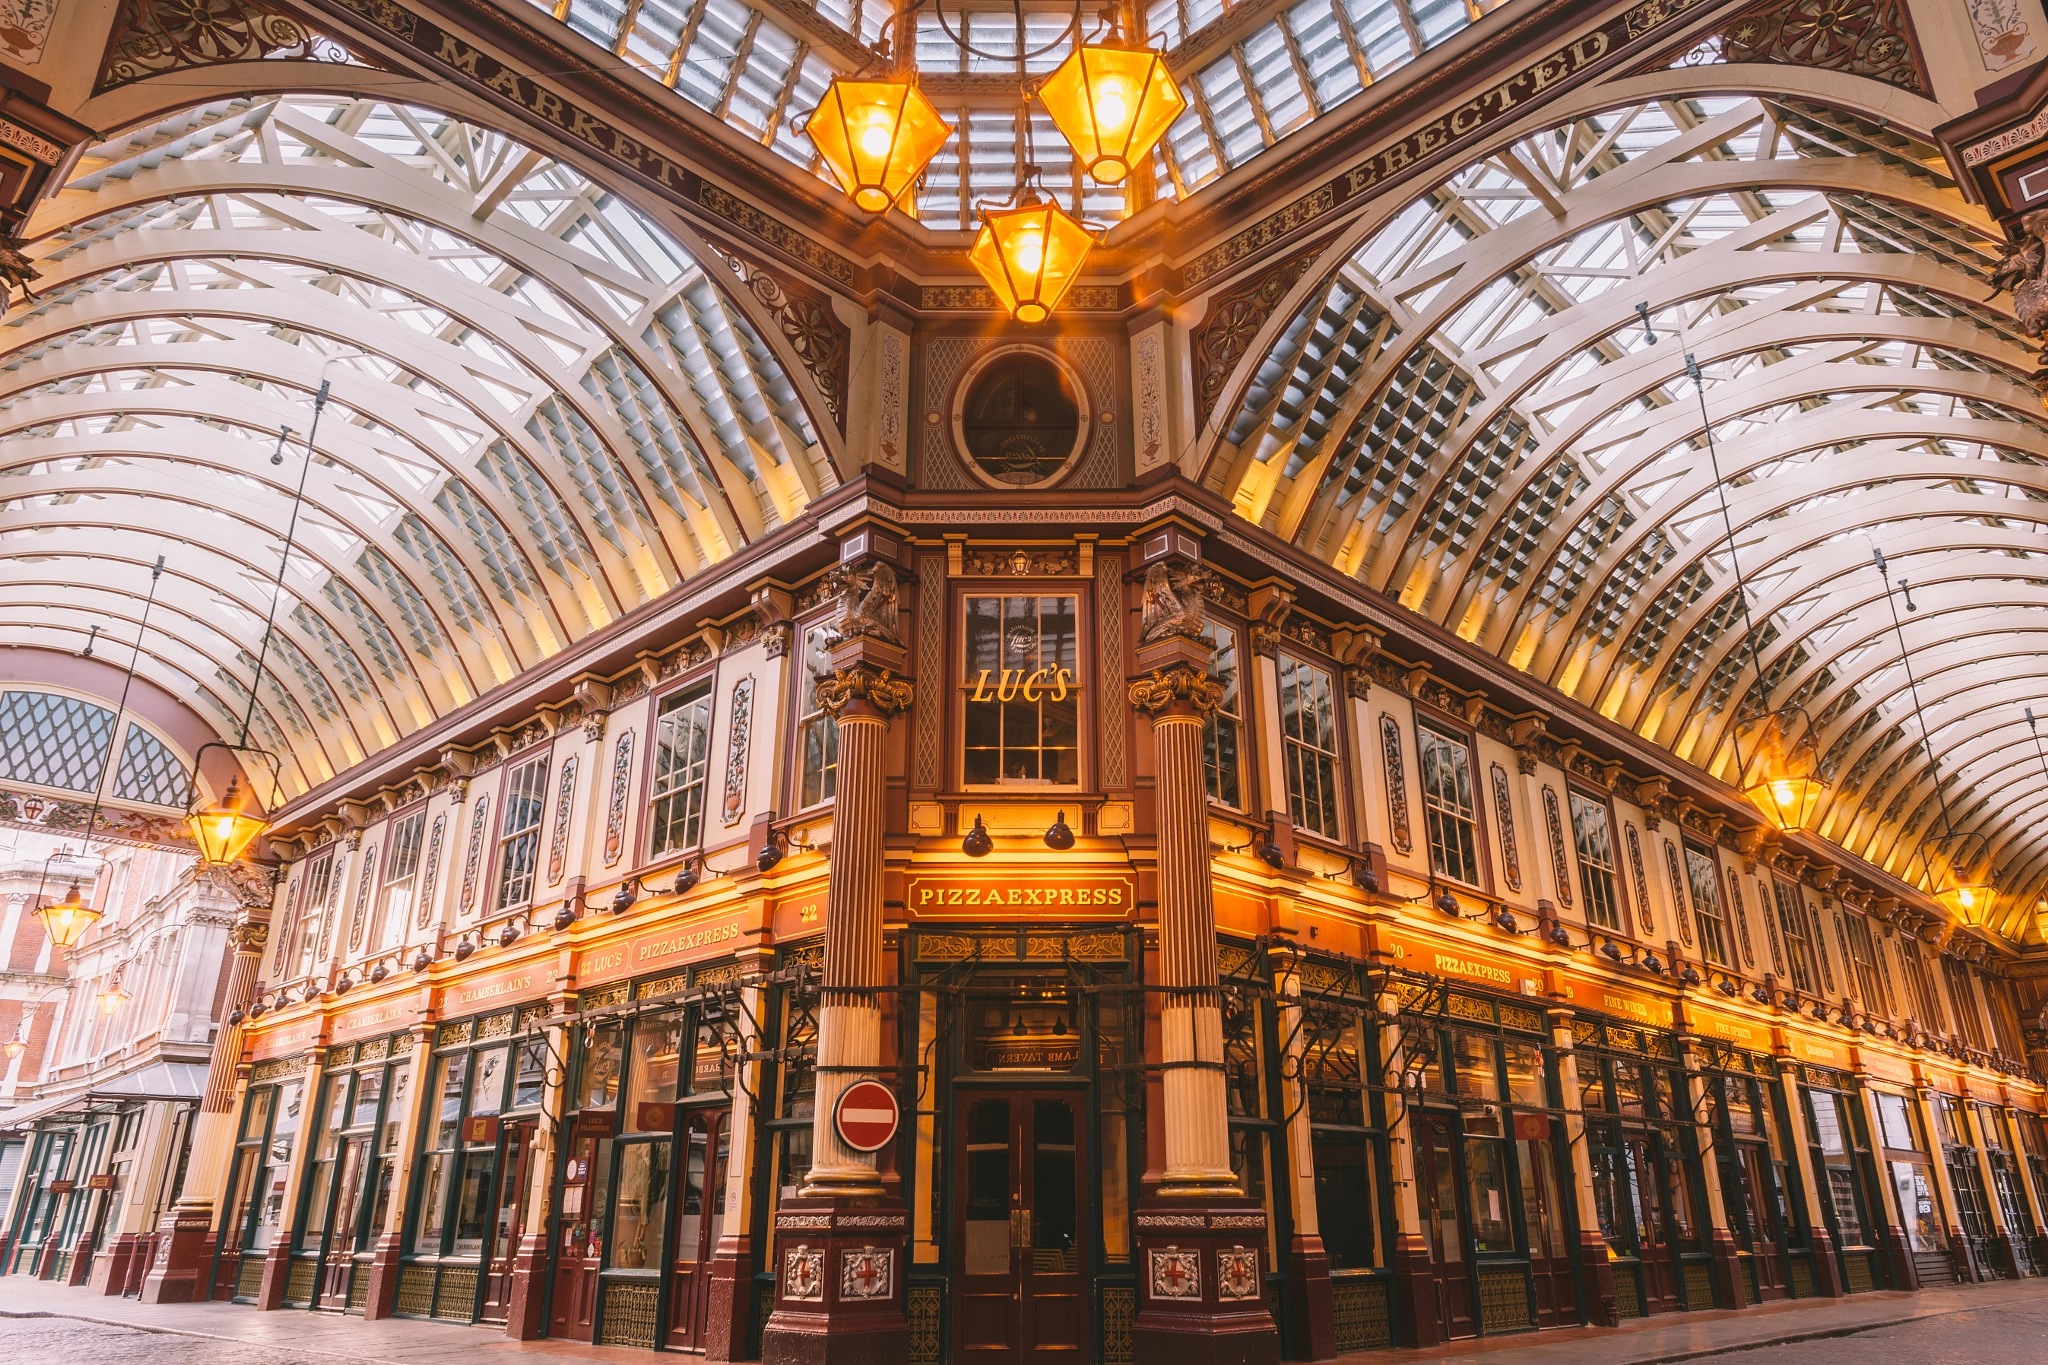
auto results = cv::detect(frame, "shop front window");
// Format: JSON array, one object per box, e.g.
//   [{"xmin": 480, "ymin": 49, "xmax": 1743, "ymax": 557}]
[
  {"xmin": 964, "ymin": 594, "xmax": 1080, "ymax": 787},
  {"xmin": 251, "ymin": 1080, "xmax": 304, "ymax": 1252}
]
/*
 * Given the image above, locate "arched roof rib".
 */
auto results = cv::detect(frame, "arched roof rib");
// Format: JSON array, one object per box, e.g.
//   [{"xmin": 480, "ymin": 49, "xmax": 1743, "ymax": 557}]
[
  {"xmin": 1212, "ymin": 92, "xmax": 2048, "ymax": 936},
  {"xmin": 4, "ymin": 95, "xmax": 833, "ymax": 797}
]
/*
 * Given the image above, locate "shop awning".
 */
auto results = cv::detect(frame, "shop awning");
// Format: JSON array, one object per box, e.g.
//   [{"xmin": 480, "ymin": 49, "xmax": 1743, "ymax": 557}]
[{"xmin": 0, "ymin": 1061, "xmax": 208, "ymax": 1131}]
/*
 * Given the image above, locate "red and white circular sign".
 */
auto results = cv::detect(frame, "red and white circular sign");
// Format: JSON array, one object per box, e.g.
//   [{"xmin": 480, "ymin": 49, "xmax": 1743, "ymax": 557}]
[{"xmin": 834, "ymin": 1079, "xmax": 900, "ymax": 1152}]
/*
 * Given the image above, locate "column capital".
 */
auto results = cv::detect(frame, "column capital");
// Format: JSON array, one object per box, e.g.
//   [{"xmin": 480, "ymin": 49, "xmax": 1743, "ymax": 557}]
[
  {"xmin": 1128, "ymin": 663, "xmax": 1225, "ymax": 719},
  {"xmin": 816, "ymin": 663, "xmax": 914, "ymax": 721}
]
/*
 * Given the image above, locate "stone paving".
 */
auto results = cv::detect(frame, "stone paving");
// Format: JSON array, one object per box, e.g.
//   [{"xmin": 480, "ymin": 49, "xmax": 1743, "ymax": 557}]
[{"xmin": 0, "ymin": 1273, "xmax": 2045, "ymax": 1364}]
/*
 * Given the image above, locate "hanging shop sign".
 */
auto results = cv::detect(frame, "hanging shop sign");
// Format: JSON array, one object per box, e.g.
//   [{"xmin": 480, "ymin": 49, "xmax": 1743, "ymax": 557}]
[
  {"xmin": 462, "ymin": 1115, "xmax": 501, "ymax": 1144},
  {"xmin": 834, "ymin": 1079, "xmax": 901, "ymax": 1152},
  {"xmin": 577, "ymin": 911, "xmax": 747, "ymax": 986},
  {"xmin": 1512, "ymin": 1113, "xmax": 1552, "ymax": 1141},
  {"xmin": 440, "ymin": 963, "xmax": 545, "ymax": 1015},
  {"xmin": 47, "ymin": 1179, "xmax": 75, "ymax": 1195},
  {"xmin": 249, "ymin": 1016, "xmax": 322, "ymax": 1060},
  {"xmin": 905, "ymin": 869, "xmax": 1136, "ymax": 918},
  {"xmin": 86, "ymin": 1173, "xmax": 114, "ymax": 1191}
]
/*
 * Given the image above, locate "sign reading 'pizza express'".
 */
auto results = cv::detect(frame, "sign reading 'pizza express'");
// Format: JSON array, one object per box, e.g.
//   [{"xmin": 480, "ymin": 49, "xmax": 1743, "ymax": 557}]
[{"xmin": 906, "ymin": 870, "xmax": 1135, "ymax": 917}]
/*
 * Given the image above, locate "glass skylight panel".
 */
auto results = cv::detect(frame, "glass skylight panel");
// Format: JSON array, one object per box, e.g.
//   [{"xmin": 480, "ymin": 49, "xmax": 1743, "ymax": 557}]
[
  {"xmin": 1241, "ymin": 25, "xmax": 1313, "ymax": 138},
  {"xmin": 1289, "ymin": 2, "xmax": 1367, "ymax": 109}
]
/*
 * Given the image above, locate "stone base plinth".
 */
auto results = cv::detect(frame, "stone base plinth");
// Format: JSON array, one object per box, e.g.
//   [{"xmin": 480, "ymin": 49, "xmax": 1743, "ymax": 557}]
[
  {"xmin": 760, "ymin": 1195, "xmax": 909, "ymax": 1365},
  {"xmin": 1130, "ymin": 1199, "xmax": 1281, "ymax": 1365}
]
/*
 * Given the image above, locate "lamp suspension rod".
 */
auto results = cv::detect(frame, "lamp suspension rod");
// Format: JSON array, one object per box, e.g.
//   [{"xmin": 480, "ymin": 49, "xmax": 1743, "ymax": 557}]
[
  {"xmin": 1873, "ymin": 545, "xmax": 1962, "ymax": 849},
  {"xmin": 79, "ymin": 553, "xmax": 166, "ymax": 855},
  {"xmin": 2026, "ymin": 707, "xmax": 2048, "ymax": 797},
  {"xmin": 1682, "ymin": 347, "xmax": 1770, "ymax": 780},
  {"xmin": 237, "ymin": 381, "xmax": 331, "ymax": 760}
]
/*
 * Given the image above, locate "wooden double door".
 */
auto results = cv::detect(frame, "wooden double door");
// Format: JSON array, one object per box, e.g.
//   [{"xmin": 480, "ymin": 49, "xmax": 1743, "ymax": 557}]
[
  {"xmin": 312, "ymin": 1134, "xmax": 373, "ymax": 1307},
  {"xmin": 665, "ymin": 1109, "xmax": 731, "ymax": 1351},
  {"xmin": 1725, "ymin": 1141, "xmax": 1790, "ymax": 1301},
  {"xmin": 955, "ymin": 1091, "xmax": 1088, "ymax": 1363},
  {"xmin": 1413, "ymin": 1110, "xmax": 1579, "ymax": 1339}
]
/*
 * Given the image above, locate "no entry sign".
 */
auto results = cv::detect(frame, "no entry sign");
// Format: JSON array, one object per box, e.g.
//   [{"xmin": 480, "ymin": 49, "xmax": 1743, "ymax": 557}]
[{"xmin": 834, "ymin": 1079, "xmax": 900, "ymax": 1152}]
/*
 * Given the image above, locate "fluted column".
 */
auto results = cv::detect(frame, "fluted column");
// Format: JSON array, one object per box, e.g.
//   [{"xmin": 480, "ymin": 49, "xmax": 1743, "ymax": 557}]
[
  {"xmin": 141, "ymin": 915, "xmax": 266, "ymax": 1304},
  {"xmin": 1133, "ymin": 659, "xmax": 1236, "ymax": 1193},
  {"xmin": 1128, "ymin": 577, "xmax": 1278, "ymax": 1365},
  {"xmin": 1551, "ymin": 1008, "xmax": 1617, "ymax": 1326},
  {"xmin": 803, "ymin": 663, "xmax": 912, "ymax": 1195},
  {"xmin": 761, "ymin": 590, "xmax": 914, "ymax": 1365}
]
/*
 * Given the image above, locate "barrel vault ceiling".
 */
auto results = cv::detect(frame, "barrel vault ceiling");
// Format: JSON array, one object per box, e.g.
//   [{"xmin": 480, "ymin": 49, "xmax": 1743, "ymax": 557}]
[
  {"xmin": 9, "ymin": 0, "xmax": 2048, "ymax": 943},
  {"xmin": 2, "ymin": 95, "xmax": 833, "ymax": 799},
  {"xmin": 1203, "ymin": 91, "xmax": 2048, "ymax": 938}
]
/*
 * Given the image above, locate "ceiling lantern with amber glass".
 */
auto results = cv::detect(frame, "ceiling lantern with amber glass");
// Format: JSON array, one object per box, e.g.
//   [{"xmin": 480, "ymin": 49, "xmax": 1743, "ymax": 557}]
[
  {"xmin": 971, "ymin": 196, "xmax": 1098, "ymax": 323},
  {"xmin": 1037, "ymin": 41, "xmax": 1185, "ymax": 184},
  {"xmin": 804, "ymin": 77, "xmax": 953, "ymax": 213},
  {"xmin": 1732, "ymin": 709, "xmax": 1830, "ymax": 834}
]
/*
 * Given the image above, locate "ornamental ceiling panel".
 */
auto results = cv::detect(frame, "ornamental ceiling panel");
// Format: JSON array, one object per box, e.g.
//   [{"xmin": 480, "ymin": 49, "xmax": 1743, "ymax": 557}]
[
  {"xmin": 1, "ymin": 95, "xmax": 834, "ymax": 799},
  {"xmin": 1210, "ymin": 94, "xmax": 2048, "ymax": 940},
  {"xmin": 523, "ymin": 0, "xmax": 1516, "ymax": 228}
]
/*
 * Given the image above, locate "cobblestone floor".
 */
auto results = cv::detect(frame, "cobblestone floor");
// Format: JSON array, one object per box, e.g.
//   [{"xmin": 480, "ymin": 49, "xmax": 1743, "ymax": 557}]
[{"xmin": 1, "ymin": 1273, "xmax": 2045, "ymax": 1364}]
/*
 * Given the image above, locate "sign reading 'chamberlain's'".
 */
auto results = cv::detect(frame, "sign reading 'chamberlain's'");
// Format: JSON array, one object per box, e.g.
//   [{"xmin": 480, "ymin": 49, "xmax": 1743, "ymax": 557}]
[{"xmin": 907, "ymin": 871, "xmax": 1135, "ymax": 917}]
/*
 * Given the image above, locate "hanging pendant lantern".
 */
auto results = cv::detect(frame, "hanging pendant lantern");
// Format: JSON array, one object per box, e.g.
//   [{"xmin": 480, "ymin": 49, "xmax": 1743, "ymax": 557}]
[
  {"xmin": 1937, "ymin": 878, "xmax": 1996, "ymax": 927},
  {"xmin": 99, "ymin": 975, "xmax": 130, "ymax": 1015},
  {"xmin": 970, "ymin": 195, "xmax": 1098, "ymax": 323},
  {"xmin": 1732, "ymin": 708, "xmax": 1830, "ymax": 834},
  {"xmin": 1038, "ymin": 42, "xmax": 1185, "ymax": 184},
  {"xmin": 187, "ymin": 772, "xmax": 270, "ymax": 866},
  {"xmin": 804, "ymin": 76, "xmax": 953, "ymax": 213},
  {"xmin": 33, "ymin": 881, "xmax": 101, "ymax": 951}
]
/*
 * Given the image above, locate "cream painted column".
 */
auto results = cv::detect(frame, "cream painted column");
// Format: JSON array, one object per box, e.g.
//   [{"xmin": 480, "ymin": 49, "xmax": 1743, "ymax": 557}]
[
  {"xmin": 1130, "ymin": 657, "xmax": 1235, "ymax": 1193},
  {"xmin": 1377, "ymin": 991, "xmax": 1437, "ymax": 1347},
  {"xmin": 141, "ymin": 914, "xmax": 267, "ymax": 1303},
  {"xmin": 800, "ymin": 658, "xmax": 912, "ymax": 1196},
  {"xmin": 1773, "ymin": 1057, "xmax": 1844, "ymax": 1295},
  {"xmin": 363, "ymin": 1023, "xmax": 436, "ymax": 1319},
  {"xmin": 1913, "ymin": 1086, "xmax": 1975, "ymax": 1279},
  {"xmin": 1680, "ymin": 1044, "xmax": 1746, "ymax": 1309},
  {"xmin": 1551, "ymin": 1008, "xmax": 1616, "ymax": 1323}
]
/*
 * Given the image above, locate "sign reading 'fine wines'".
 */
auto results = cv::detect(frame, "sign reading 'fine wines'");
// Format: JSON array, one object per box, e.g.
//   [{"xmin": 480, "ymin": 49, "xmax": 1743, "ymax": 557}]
[{"xmin": 906, "ymin": 871, "xmax": 1136, "ymax": 917}]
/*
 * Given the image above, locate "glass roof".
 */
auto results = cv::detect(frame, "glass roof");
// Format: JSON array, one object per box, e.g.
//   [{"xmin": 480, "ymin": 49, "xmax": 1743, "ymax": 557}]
[
  {"xmin": 0, "ymin": 95, "xmax": 831, "ymax": 798},
  {"xmin": 1211, "ymin": 95, "xmax": 2048, "ymax": 939},
  {"xmin": 528, "ymin": 0, "xmax": 1511, "ymax": 227}
]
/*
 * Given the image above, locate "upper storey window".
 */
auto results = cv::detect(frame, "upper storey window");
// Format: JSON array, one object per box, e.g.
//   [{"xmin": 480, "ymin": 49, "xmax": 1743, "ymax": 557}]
[
  {"xmin": 797, "ymin": 623, "xmax": 841, "ymax": 810},
  {"xmin": 650, "ymin": 684, "xmax": 714, "ymax": 854},
  {"xmin": 1682, "ymin": 845, "xmax": 1730, "ymax": 967},
  {"xmin": 1279, "ymin": 657, "xmax": 1339, "ymax": 838},
  {"xmin": 1416, "ymin": 722, "xmax": 1479, "ymax": 885},
  {"xmin": 1202, "ymin": 622, "xmax": 1243, "ymax": 808},
  {"xmin": 1567, "ymin": 790, "xmax": 1622, "ymax": 932},
  {"xmin": 964, "ymin": 595, "xmax": 1079, "ymax": 788},
  {"xmin": 494, "ymin": 755, "xmax": 550, "ymax": 911}
]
